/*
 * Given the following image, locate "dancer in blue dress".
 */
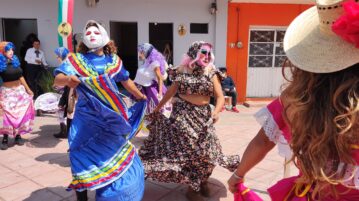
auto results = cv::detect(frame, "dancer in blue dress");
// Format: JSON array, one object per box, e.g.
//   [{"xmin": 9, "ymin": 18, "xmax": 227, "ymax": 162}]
[{"xmin": 53, "ymin": 20, "xmax": 147, "ymax": 201}]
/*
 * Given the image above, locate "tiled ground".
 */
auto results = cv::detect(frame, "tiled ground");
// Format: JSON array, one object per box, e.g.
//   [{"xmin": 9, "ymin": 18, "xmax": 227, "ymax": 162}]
[{"xmin": 0, "ymin": 101, "xmax": 298, "ymax": 201}]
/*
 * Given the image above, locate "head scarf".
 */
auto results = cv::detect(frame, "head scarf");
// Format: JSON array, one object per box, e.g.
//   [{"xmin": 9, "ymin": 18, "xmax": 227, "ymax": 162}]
[
  {"xmin": 83, "ymin": 20, "xmax": 110, "ymax": 51},
  {"xmin": 138, "ymin": 43, "xmax": 167, "ymax": 75},
  {"xmin": 0, "ymin": 41, "xmax": 15, "ymax": 55},
  {"xmin": 138, "ymin": 43, "xmax": 154, "ymax": 58},
  {"xmin": 0, "ymin": 41, "xmax": 20, "ymax": 71},
  {"xmin": 54, "ymin": 47, "xmax": 70, "ymax": 61},
  {"xmin": 181, "ymin": 41, "xmax": 215, "ymax": 69}
]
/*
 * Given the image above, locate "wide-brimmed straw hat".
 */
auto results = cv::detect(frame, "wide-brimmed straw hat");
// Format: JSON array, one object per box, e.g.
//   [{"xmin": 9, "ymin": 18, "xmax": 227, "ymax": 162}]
[{"xmin": 284, "ymin": 0, "xmax": 359, "ymax": 73}]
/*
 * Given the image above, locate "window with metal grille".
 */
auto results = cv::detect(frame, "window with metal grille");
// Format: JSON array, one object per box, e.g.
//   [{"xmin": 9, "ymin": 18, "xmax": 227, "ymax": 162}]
[{"xmin": 248, "ymin": 29, "xmax": 288, "ymax": 68}]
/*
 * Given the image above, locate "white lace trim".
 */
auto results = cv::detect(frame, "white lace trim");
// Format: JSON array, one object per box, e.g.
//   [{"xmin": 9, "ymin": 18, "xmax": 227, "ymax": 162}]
[
  {"xmin": 337, "ymin": 162, "xmax": 359, "ymax": 189},
  {"xmin": 254, "ymin": 107, "xmax": 292, "ymax": 159}
]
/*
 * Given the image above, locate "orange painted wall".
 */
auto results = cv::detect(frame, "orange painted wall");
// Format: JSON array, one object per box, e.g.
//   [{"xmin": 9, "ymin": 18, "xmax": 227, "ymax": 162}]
[{"xmin": 226, "ymin": 3, "xmax": 311, "ymax": 102}]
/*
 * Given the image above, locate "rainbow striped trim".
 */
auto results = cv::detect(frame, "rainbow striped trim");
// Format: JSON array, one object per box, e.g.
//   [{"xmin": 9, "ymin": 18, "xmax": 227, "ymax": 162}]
[
  {"xmin": 67, "ymin": 53, "xmax": 122, "ymax": 78},
  {"xmin": 68, "ymin": 53, "xmax": 98, "ymax": 77},
  {"xmin": 105, "ymin": 54, "xmax": 122, "ymax": 77},
  {"xmin": 81, "ymin": 74, "xmax": 129, "ymax": 120},
  {"xmin": 68, "ymin": 143, "xmax": 135, "ymax": 190},
  {"xmin": 66, "ymin": 53, "xmax": 127, "ymax": 118}
]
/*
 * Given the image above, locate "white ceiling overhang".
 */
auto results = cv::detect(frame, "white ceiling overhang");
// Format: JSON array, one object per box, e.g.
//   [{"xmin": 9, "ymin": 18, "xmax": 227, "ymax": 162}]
[{"xmin": 229, "ymin": 0, "xmax": 314, "ymax": 4}]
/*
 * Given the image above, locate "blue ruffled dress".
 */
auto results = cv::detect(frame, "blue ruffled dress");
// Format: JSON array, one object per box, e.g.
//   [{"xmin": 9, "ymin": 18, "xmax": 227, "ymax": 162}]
[{"xmin": 54, "ymin": 52, "xmax": 146, "ymax": 201}]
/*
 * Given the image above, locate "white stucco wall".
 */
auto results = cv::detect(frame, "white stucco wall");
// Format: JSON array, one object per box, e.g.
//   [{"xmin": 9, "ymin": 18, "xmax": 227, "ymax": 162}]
[
  {"xmin": 0, "ymin": 0, "xmax": 228, "ymax": 68},
  {"xmin": 215, "ymin": 0, "xmax": 228, "ymax": 68}
]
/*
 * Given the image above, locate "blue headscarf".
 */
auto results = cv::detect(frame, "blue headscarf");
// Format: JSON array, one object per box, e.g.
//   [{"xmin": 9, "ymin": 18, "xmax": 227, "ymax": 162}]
[{"xmin": 54, "ymin": 47, "xmax": 70, "ymax": 61}]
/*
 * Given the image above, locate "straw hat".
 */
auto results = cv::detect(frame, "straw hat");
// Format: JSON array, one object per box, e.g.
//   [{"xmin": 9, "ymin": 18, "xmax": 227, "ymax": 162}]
[{"xmin": 284, "ymin": 0, "xmax": 359, "ymax": 73}]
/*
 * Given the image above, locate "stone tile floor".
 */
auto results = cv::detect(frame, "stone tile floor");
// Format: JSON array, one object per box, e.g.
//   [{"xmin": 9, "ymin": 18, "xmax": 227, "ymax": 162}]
[{"xmin": 0, "ymin": 100, "xmax": 298, "ymax": 201}]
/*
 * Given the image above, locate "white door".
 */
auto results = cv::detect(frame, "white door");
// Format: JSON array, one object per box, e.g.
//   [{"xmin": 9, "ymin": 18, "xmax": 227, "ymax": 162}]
[{"xmin": 246, "ymin": 29, "xmax": 288, "ymax": 97}]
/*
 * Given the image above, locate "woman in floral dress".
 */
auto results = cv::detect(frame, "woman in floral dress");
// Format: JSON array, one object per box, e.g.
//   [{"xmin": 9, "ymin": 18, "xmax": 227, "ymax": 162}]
[{"xmin": 139, "ymin": 41, "xmax": 240, "ymax": 201}]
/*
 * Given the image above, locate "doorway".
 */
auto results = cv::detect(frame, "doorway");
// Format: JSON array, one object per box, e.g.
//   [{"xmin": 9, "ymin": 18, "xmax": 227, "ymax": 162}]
[
  {"xmin": 246, "ymin": 28, "xmax": 289, "ymax": 97},
  {"xmin": 110, "ymin": 21, "xmax": 138, "ymax": 79},
  {"xmin": 149, "ymin": 23, "xmax": 173, "ymax": 65},
  {"xmin": 1, "ymin": 18, "xmax": 38, "ymax": 59}
]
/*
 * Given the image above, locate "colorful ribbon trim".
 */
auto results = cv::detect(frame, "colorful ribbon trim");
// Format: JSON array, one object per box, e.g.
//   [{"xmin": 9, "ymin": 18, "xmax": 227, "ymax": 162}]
[
  {"xmin": 66, "ymin": 53, "xmax": 127, "ymax": 119},
  {"xmin": 81, "ymin": 74, "xmax": 129, "ymax": 121},
  {"xmin": 68, "ymin": 53, "xmax": 98, "ymax": 77},
  {"xmin": 67, "ymin": 53, "xmax": 122, "ymax": 77},
  {"xmin": 68, "ymin": 143, "xmax": 135, "ymax": 190}
]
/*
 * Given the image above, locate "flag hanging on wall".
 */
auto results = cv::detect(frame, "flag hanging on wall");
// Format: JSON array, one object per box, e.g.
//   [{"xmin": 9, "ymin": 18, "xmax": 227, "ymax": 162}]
[{"xmin": 58, "ymin": 0, "xmax": 74, "ymax": 51}]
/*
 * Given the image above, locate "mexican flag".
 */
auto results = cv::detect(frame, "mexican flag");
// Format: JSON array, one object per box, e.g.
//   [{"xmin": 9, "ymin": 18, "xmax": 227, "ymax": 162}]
[{"xmin": 58, "ymin": 0, "xmax": 74, "ymax": 51}]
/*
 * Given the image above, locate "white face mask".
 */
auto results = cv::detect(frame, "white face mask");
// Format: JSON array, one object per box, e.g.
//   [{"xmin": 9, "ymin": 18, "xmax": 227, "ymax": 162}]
[{"xmin": 83, "ymin": 26, "xmax": 103, "ymax": 49}]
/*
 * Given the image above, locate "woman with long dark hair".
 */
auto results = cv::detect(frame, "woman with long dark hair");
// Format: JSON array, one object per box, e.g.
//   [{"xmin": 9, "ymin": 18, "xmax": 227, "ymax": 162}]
[{"xmin": 228, "ymin": 0, "xmax": 359, "ymax": 200}]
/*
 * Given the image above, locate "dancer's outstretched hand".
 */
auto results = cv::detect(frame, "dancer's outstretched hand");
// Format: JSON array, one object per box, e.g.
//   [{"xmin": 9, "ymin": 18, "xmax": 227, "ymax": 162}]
[
  {"xmin": 26, "ymin": 89, "xmax": 34, "ymax": 96},
  {"xmin": 227, "ymin": 173, "xmax": 244, "ymax": 194},
  {"xmin": 67, "ymin": 75, "xmax": 81, "ymax": 88},
  {"xmin": 211, "ymin": 112, "xmax": 219, "ymax": 123}
]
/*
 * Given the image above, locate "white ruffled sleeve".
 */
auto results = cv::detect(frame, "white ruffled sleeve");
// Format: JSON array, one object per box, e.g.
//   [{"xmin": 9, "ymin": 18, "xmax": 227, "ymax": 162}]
[
  {"xmin": 254, "ymin": 106, "xmax": 293, "ymax": 159},
  {"xmin": 336, "ymin": 162, "xmax": 359, "ymax": 189}
]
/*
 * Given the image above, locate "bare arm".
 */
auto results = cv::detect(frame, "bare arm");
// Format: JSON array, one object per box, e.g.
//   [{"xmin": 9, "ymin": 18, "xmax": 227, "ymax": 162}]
[
  {"xmin": 19, "ymin": 77, "xmax": 33, "ymax": 95},
  {"xmin": 212, "ymin": 74, "xmax": 224, "ymax": 115},
  {"xmin": 227, "ymin": 128, "xmax": 276, "ymax": 193},
  {"xmin": 153, "ymin": 82, "xmax": 178, "ymax": 113},
  {"xmin": 121, "ymin": 79, "xmax": 145, "ymax": 100},
  {"xmin": 154, "ymin": 67, "xmax": 163, "ymax": 96},
  {"xmin": 54, "ymin": 73, "xmax": 80, "ymax": 88}
]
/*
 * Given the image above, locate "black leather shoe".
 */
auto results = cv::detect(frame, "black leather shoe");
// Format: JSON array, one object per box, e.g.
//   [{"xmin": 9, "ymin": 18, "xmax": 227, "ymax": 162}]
[
  {"xmin": 1, "ymin": 142, "xmax": 8, "ymax": 150},
  {"xmin": 1, "ymin": 135, "xmax": 9, "ymax": 150},
  {"xmin": 76, "ymin": 190, "xmax": 88, "ymax": 201},
  {"xmin": 14, "ymin": 135, "xmax": 25, "ymax": 146},
  {"xmin": 53, "ymin": 123, "xmax": 68, "ymax": 139},
  {"xmin": 36, "ymin": 109, "xmax": 43, "ymax": 116}
]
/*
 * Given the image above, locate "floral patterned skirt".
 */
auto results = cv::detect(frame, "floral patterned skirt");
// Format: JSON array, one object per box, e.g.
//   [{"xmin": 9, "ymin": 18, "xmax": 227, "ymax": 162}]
[
  {"xmin": 0, "ymin": 85, "xmax": 34, "ymax": 136},
  {"xmin": 139, "ymin": 98, "xmax": 240, "ymax": 191}
]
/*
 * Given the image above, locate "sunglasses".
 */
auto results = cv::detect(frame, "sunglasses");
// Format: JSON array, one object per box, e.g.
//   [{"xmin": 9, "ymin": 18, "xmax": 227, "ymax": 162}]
[{"xmin": 200, "ymin": 49, "xmax": 211, "ymax": 57}]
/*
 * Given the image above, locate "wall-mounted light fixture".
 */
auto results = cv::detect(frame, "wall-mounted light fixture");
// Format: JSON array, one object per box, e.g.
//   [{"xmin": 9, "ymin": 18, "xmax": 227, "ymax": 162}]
[
  {"xmin": 87, "ymin": 0, "xmax": 100, "ymax": 7},
  {"xmin": 210, "ymin": 1, "xmax": 217, "ymax": 15}
]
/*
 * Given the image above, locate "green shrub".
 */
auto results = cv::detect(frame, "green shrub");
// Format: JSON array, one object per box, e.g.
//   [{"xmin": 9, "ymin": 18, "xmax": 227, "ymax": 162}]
[{"xmin": 38, "ymin": 68, "xmax": 55, "ymax": 93}]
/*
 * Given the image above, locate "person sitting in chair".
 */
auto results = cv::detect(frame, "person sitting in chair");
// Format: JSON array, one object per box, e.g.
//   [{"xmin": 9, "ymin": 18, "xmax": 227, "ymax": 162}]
[{"xmin": 219, "ymin": 67, "xmax": 239, "ymax": 113}]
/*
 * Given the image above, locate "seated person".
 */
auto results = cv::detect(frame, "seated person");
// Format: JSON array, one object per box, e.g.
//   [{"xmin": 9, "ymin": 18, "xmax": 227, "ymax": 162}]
[{"xmin": 219, "ymin": 67, "xmax": 239, "ymax": 113}]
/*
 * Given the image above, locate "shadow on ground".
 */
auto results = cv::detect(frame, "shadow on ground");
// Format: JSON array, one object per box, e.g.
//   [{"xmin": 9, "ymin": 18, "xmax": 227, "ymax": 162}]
[
  {"xmin": 35, "ymin": 153, "xmax": 70, "ymax": 167},
  {"xmin": 27, "ymin": 125, "xmax": 62, "ymax": 148},
  {"xmin": 22, "ymin": 186, "xmax": 73, "ymax": 201},
  {"xmin": 206, "ymin": 177, "xmax": 228, "ymax": 201}
]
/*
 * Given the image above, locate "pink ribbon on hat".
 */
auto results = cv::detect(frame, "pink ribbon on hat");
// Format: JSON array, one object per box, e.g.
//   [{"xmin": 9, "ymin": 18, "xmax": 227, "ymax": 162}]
[{"xmin": 332, "ymin": 0, "xmax": 359, "ymax": 48}]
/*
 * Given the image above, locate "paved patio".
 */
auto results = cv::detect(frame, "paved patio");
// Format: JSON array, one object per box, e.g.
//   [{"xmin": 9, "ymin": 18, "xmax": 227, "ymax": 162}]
[{"xmin": 0, "ymin": 101, "xmax": 297, "ymax": 201}]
